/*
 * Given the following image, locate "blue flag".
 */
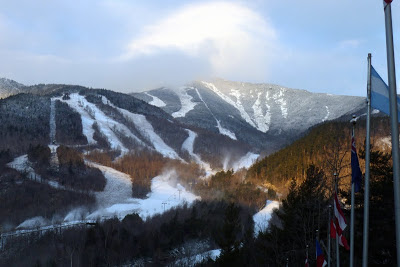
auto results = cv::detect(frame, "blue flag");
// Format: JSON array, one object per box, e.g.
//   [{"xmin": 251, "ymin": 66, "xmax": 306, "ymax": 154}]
[
  {"xmin": 371, "ymin": 66, "xmax": 400, "ymax": 122},
  {"xmin": 316, "ymin": 239, "xmax": 327, "ymax": 267},
  {"xmin": 351, "ymin": 135, "xmax": 362, "ymax": 192}
]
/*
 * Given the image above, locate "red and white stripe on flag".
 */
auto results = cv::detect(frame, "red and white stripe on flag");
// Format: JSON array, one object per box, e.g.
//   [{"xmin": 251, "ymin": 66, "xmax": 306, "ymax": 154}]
[
  {"xmin": 333, "ymin": 192, "xmax": 347, "ymax": 232},
  {"xmin": 330, "ymin": 220, "xmax": 350, "ymax": 250}
]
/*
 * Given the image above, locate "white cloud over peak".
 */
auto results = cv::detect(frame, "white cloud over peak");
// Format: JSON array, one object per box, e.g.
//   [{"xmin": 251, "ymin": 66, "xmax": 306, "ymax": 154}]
[{"xmin": 122, "ymin": 1, "xmax": 279, "ymax": 80}]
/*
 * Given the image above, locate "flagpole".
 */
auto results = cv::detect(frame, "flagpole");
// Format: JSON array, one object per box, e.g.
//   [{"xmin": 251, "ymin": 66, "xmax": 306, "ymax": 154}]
[
  {"xmin": 383, "ymin": 3, "xmax": 400, "ymax": 265},
  {"xmin": 334, "ymin": 172, "xmax": 340, "ymax": 267},
  {"xmin": 362, "ymin": 53, "xmax": 372, "ymax": 267},
  {"xmin": 328, "ymin": 204, "xmax": 332, "ymax": 267},
  {"xmin": 350, "ymin": 116, "xmax": 356, "ymax": 267}
]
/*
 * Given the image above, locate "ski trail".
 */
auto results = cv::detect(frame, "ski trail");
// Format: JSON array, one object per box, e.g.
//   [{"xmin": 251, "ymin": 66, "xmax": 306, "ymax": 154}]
[
  {"xmin": 194, "ymin": 88, "xmax": 237, "ymax": 140},
  {"xmin": 145, "ymin": 92, "xmax": 166, "ymax": 107},
  {"xmin": 86, "ymin": 161, "xmax": 134, "ymax": 209},
  {"xmin": 101, "ymin": 95, "xmax": 181, "ymax": 160},
  {"xmin": 57, "ymin": 93, "xmax": 145, "ymax": 154},
  {"xmin": 49, "ymin": 99, "xmax": 56, "ymax": 143},
  {"xmin": 181, "ymin": 129, "xmax": 213, "ymax": 176}
]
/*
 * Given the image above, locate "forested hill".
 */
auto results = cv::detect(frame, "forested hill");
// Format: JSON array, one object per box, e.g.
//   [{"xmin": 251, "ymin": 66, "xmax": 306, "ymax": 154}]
[{"xmin": 246, "ymin": 116, "xmax": 392, "ymax": 191}]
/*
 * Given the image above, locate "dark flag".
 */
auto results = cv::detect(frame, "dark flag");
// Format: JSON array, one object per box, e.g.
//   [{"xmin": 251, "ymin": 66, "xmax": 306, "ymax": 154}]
[{"xmin": 351, "ymin": 135, "xmax": 362, "ymax": 192}]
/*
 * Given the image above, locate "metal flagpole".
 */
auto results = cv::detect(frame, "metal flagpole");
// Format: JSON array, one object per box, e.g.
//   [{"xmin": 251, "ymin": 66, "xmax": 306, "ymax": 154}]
[
  {"xmin": 334, "ymin": 172, "xmax": 340, "ymax": 267},
  {"xmin": 362, "ymin": 53, "xmax": 372, "ymax": 267},
  {"xmin": 383, "ymin": 3, "xmax": 400, "ymax": 266},
  {"xmin": 328, "ymin": 204, "xmax": 332, "ymax": 267},
  {"xmin": 350, "ymin": 116, "xmax": 356, "ymax": 267}
]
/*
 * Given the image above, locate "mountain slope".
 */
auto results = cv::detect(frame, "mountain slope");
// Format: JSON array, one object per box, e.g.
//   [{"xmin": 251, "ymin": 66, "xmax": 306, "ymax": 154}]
[
  {"xmin": 0, "ymin": 86, "xmax": 252, "ymax": 170},
  {"xmin": 0, "ymin": 78, "xmax": 26, "ymax": 98},
  {"xmin": 133, "ymin": 79, "xmax": 366, "ymax": 153}
]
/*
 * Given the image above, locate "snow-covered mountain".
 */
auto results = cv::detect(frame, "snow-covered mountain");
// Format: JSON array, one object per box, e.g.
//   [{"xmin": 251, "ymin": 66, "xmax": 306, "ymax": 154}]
[
  {"xmin": 0, "ymin": 85, "xmax": 253, "ymax": 170},
  {"xmin": 133, "ymin": 79, "xmax": 366, "ymax": 153},
  {"xmin": 0, "ymin": 78, "xmax": 26, "ymax": 98}
]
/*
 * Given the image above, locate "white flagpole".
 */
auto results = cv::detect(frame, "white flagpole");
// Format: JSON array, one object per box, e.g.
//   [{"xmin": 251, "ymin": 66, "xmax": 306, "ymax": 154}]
[
  {"xmin": 362, "ymin": 53, "xmax": 372, "ymax": 267},
  {"xmin": 350, "ymin": 116, "xmax": 356, "ymax": 267},
  {"xmin": 383, "ymin": 2, "xmax": 400, "ymax": 265}
]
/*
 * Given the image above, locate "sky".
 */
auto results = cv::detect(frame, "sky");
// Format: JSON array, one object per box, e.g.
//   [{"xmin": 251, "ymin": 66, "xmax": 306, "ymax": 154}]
[{"xmin": 0, "ymin": 0, "xmax": 399, "ymax": 96}]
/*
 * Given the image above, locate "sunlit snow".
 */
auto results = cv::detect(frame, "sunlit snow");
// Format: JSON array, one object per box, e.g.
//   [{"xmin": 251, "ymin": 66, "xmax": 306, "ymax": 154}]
[
  {"xmin": 181, "ymin": 129, "xmax": 213, "ymax": 176},
  {"xmin": 82, "ymin": 164, "xmax": 199, "ymax": 221},
  {"xmin": 202, "ymin": 81, "xmax": 257, "ymax": 128},
  {"xmin": 252, "ymin": 92, "xmax": 271, "ymax": 132},
  {"xmin": 145, "ymin": 92, "xmax": 167, "ymax": 107},
  {"xmin": 253, "ymin": 200, "xmax": 279, "ymax": 236}
]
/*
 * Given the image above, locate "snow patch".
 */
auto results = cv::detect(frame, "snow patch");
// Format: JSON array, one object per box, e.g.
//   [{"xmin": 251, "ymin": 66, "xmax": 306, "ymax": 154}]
[
  {"xmin": 85, "ymin": 164, "xmax": 199, "ymax": 221},
  {"xmin": 252, "ymin": 92, "xmax": 270, "ymax": 133},
  {"xmin": 181, "ymin": 129, "xmax": 213, "ymax": 176},
  {"xmin": 202, "ymin": 82, "xmax": 256, "ymax": 128},
  {"xmin": 175, "ymin": 249, "xmax": 221, "ymax": 266},
  {"xmin": 145, "ymin": 92, "xmax": 166, "ymax": 107},
  {"xmin": 172, "ymin": 87, "xmax": 198, "ymax": 118},
  {"xmin": 322, "ymin": 106, "xmax": 330, "ymax": 122},
  {"xmin": 253, "ymin": 200, "xmax": 279, "ymax": 236},
  {"xmin": 216, "ymin": 120, "xmax": 237, "ymax": 140},
  {"xmin": 272, "ymin": 89, "xmax": 287, "ymax": 119}
]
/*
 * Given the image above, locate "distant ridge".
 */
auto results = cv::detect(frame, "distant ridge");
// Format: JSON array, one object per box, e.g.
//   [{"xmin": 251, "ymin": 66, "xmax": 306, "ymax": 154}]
[
  {"xmin": 0, "ymin": 78, "xmax": 26, "ymax": 98},
  {"xmin": 133, "ymin": 79, "xmax": 366, "ymax": 154}
]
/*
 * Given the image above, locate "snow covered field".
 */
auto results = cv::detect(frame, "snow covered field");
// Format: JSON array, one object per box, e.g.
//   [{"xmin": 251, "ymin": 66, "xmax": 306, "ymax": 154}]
[
  {"xmin": 61, "ymin": 164, "xmax": 200, "ymax": 221},
  {"xmin": 253, "ymin": 200, "xmax": 279, "ymax": 236}
]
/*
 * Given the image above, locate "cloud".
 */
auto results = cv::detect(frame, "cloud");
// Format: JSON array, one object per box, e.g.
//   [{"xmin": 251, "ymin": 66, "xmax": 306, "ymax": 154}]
[{"xmin": 121, "ymin": 1, "xmax": 279, "ymax": 81}]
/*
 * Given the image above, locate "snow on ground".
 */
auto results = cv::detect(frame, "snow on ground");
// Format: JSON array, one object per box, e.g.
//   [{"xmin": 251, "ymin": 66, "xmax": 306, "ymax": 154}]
[
  {"xmin": 172, "ymin": 87, "xmax": 198, "ymax": 118},
  {"xmin": 195, "ymin": 87, "xmax": 237, "ymax": 140},
  {"xmin": 253, "ymin": 200, "xmax": 279, "ymax": 236},
  {"xmin": 8, "ymin": 155, "xmax": 68, "ymax": 190},
  {"xmin": 232, "ymin": 152, "xmax": 259, "ymax": 171},
  {"xmin": 323, "ymin": 105, "xmax": 330, "ymax": 122},
  {"xmin": 145, "ymin": 92, "xmax": 166, "ymax": 107},
  {"xmin": 106, "ymin": 99, "xmax": 181, "ymax": 160},
  {"xmin": 87, "ymin": 162, "xmax": 133, "ymax": 209},
  {"xmin": 202, "ymin": 81, "xmax": 257, "ymax": 128},
  {"xmin": 83, "ymin": 163, "xmax": 199, "ymax": 221},
  {"xmin": 174, "ymin": 249, "xmax": 221, "ymax": 266},
  {"xmin": 272, "ymin": 88, "xmax": 288, "ymax": 119},
  {"xmin": 57, "ymin": 93, "xmax": 144, "ymax": 154},
  {"xmin": 216, "ymin": 120, "xmax": 237, "ymax": 140},
  {"xmin": 252, "ymin": 92, "xmax": 270, "ymax": 133},
  {"xmin": 181, "ymin": 129, "xmax": 213, "ymax": 176}
]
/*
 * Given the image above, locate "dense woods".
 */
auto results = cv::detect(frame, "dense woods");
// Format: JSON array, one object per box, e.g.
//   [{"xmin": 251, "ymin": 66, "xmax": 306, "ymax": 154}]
[
  {"xmin": 0, "ymin": 200, "xmax": 254, "ymax": 266},
  {"xmin": 247, "ymin": 117, "xmax": 391, "ymax": 192},
  {"xmin": 0, "ymin": 94, "xmax": 50, "ymax": 155},
  {"xmin": 55, "ymin": 100, "xmax": 87, "ymax": 145},
  {"xmin": 0, "ymin": 167, "xmax": 96, "ymax": 228}
]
